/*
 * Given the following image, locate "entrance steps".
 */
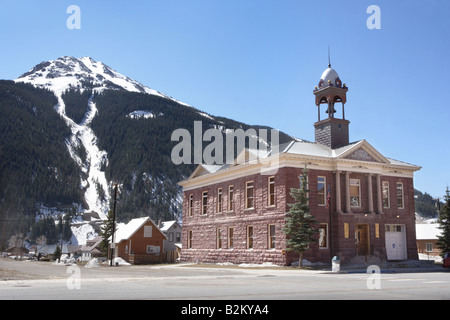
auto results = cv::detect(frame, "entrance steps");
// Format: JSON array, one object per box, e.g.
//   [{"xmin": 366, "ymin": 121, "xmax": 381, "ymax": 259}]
[{"xmin": 344, "ymin": 255, "xmax": 386, "ymax": 267}]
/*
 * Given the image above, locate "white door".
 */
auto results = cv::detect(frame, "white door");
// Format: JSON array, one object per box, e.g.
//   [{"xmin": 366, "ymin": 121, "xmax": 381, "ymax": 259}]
[{"xmin": 385, "ymin": 224, "xmax": 407, "ymax": 260}]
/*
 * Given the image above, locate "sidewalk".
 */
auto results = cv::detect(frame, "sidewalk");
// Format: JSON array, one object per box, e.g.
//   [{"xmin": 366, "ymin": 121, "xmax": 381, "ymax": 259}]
[{"xmin": 323, "ymin": 259, "xmax": 446, "ymax": 274}]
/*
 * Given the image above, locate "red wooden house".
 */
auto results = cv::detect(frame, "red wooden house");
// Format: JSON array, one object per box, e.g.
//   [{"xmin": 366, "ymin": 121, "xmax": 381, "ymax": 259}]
[{"xmin": 112, "ymin": 217, "xmax": 166, "ymax": 264}]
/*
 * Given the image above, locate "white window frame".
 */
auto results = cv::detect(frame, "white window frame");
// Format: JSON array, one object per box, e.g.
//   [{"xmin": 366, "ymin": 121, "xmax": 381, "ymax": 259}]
[
  {"xmin": 268, "ymin": 176, "xmax": 275, "ymax": 206},
  {"xmin": 350, "ymin": 179, "xmax": 361, "ymax": 207},
  {"xmin": 247, "ymin": 225, "xmax": 254, "ymax": 249},
  {"xmin": 188, "ymin": 194, "xmax": 194, "ymax": 216},
  {"xmin": 268, "ymin": 224, "xmax": 276, "ymax": 249},
  {"xmin": 202, "ymin": 191, "xmax": 208, "ymax": 215},
  {"xmin": 228, "ymin": 185, "xmax": 234, "ymax": 211},
  {"xmin": 228, "ymin": 227, "xmax": 234, "ymax": 249},
  {"xmin": 187, "ymin": 230, "xmax": 193, "ymax": 249},
  {"xmin": 318, "ymin": 176, "xmax": 326, "ymax": 206},
  {"xmin": 143, "ymin": 225, "xmax": 152, "ymax": 237},
  {"xmin": 245, "ymin": 181, "xmax": 254, "ymax": 209},
  {"xmin": 318, "ymin": 224, "xmax": 328, "ymax": 249},
  {"xmin": 382, "ymin": 181, "xmax": 390, "ymax": 209},
  {"xmin": 396, "ymin": 182, "xmax": 404, "ymax": 209},
  {"xmin": 216, "ymin": 228, "xmax": 223, "ymax": 249},
  {"xmin": 217, "ymin": 188, "xmax": 223, "ymax": 213}
]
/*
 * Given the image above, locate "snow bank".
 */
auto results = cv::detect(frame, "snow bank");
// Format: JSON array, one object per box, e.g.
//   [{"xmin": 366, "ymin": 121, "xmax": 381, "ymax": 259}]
[
  {"xmin": 53, "ymin": 254, "xmax": 76, "ymax": 266},
  {"xmin": 104, "ymin": 257, "xmax": 131, "ymax": 266},
  {"xmin": 238, "ymin": 262, "xmax": 280, "ymax": 268},
  {"xmin": 216, "ymin": 262, "xmax": 280, "ymax": 268},
  {"xmin": 85, "ymin": 258, "xmax": 100, "ymax": 268}
]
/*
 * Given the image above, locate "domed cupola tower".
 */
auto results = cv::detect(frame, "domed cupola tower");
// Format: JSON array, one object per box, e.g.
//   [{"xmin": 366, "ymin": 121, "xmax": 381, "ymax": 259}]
[{"xmin": 313, "ymin": 63, "xmax": 350, "ymax": 149}]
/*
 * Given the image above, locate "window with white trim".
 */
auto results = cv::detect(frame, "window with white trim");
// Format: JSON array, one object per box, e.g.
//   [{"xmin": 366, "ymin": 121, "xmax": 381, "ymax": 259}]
[
  {"xmin": 187, "ymin": 230, "xmax": 193, "ymax": 249},
  {"xmin": 246, "ymin": 181, "xmax": 254, "ymax": 209},
  {"xmin": 217, "ymin": 188, "xmax": 223, "ymax": 213},
  {"xmin": 202, "ymin": 191, "xmax": 208, "ymax": 215},
  {"xmin": 318, "ymin": 224, "xmax": 328, "ymax": 248},
  {"xmin": 382, "ymin": 181, "xmax": 390, "ymax": 208},
  {"xmin": 228, "ymin": 185, "xmax": 234, "ymax": 211},
  {"xmin": 188, "ymin": 194, "xmax": 194, "ymax": 216},
  {"xmin": 268, "ymin": 176, "xmax": 275, "ymax": 206},
  {"xmin": 318, "ymin": 176, "xmax": 326, "ymax": 206},
  {"xmin": 350, "ymin": 179, "xmax": 361, "ymax": 207},
  {"xmin": 396, "ymin": 182, "xmax": 404, "ymax": 209},
  {"xmin": 216, "ymin": 228, "xmax": 223, "ymax": 249},
  {"xmin": 268, "ymin": 224, "xmax": 276, "ymax": 249},
  {"xmin": 228, "ymin": 227, "xmax": 234, "ymax": 249},
  {"xmin": 247, "ymin": 226, "xmax": 254, "ymax": 249}
]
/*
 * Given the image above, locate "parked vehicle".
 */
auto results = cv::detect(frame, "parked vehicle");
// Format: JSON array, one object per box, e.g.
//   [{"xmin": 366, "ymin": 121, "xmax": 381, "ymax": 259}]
[{"xmin": 443, "ymin": 252, "xmax": 450, "ymax": 269}]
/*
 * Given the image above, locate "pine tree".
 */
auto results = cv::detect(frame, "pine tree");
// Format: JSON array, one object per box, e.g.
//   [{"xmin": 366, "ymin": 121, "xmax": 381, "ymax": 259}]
[
  {"xmin": 99, "ymin": 210, "xmax": 114, "ymax": 256},
  {"xmin": 53, "ymin": 245, "xmax": 61, "ymax": 261},
  {"xmin": 437, "ymin": 187, "xmax": 450, "ymax": 258},
  {"xmin": 283, "ymin": 168, "xmax": 319, "ymax": 268}
]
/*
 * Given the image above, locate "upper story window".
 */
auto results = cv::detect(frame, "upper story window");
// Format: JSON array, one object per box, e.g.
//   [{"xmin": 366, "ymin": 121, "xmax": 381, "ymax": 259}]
[
  {"xmin": 350, "ymin": 179, "xmax": 361, "ymax": 207},
  {"xmin": 382, "ymin": 181, "xmax": 390, "ymax": 208},
  {"xmin": 246, "ymin": 181, "xmax": 254, "ymax": 209},
  {"xmin": 268, "ymin": 176, "xmax": 275, "ymax": 206},
  {"xmin": 318, "ymin": 176, "xmax": 326, "ymax": 206},
  {"xmin": 202, "ymin": 191, "xmax": 208, "ymax": 215},
  {"xmin": 228, "ymin": 185, "xmax": 234, "ymax": 211},
  {"xmin": 217, "ymin": 188, "xmax": 223, "ymax": 213},
  {"xmin": 188, "ymin": 194, "xmax": 194, "ymax": 216},
  {"xmin": 396, "ymin": 182, "xmax": 404, "ymax": 209}
]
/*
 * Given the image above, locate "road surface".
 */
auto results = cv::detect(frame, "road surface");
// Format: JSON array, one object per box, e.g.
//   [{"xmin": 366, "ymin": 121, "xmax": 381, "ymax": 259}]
[{"xmin": 0, "ymin": 258, "xmax": 449, "ymax": 301}]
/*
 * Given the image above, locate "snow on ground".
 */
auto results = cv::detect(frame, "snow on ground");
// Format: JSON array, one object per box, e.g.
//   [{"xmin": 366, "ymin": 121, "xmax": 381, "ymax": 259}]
[
  {"xmin": 54, "ymin": 91, "xmax": 111, "ymax": 220},
  {"xmin": 70, "ymin": 223, "xmax": 97, "ymax": 245},
  {"xmin": 85, "ymin": 258, "xmax": 100, "ymax": 268},
  {"xmin": 126, "ymin": 110, "xmax": 163, "ymax": 119},
  {"xmin": 216, "ymin": 262, "xmax": 280, "ymax": 268}
]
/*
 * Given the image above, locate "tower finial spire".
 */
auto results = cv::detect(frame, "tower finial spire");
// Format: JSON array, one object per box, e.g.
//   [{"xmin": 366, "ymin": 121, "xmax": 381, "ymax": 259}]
[{"xmin": 328, "ymin": 46, "xmax": 331, "ymax": 68}]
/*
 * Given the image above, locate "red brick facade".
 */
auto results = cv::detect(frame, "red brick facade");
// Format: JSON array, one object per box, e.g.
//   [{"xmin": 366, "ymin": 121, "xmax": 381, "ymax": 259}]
[{"xmin": 180, "ymin": 162, "xmax": 419, "ymax": 265}]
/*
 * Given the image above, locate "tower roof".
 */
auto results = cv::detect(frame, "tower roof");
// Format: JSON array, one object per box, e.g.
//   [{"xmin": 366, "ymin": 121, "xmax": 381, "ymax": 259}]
[{"xmin": 319, "ymin": 67, "xmax": 341, "ymax": 87}]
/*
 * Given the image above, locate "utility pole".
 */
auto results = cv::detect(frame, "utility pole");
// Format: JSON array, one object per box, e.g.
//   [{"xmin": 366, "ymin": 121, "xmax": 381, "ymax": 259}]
[{"xmin": 110, "ymin": 183, "xmax": 118, "ymax": 267}]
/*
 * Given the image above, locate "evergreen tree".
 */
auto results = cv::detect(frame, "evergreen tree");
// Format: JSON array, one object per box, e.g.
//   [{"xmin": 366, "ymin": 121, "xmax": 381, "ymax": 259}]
[
  {"xmin": 99, "ymin": 210, "xmax": 114, "ymax": 256},
  {"xmin": 53, "ymin": 245, "xmax": 61, "ymax": 261},
  {"xmin": 283, "ymin": 168, "xmax": 319, "ymax": 268},
  {"xmin": 437, "ymin": 187, "xmax": 450, "ymax": 258},
  {"xmin": 63, "ymin": 215, "xmax": 72, "ymax": 242}
]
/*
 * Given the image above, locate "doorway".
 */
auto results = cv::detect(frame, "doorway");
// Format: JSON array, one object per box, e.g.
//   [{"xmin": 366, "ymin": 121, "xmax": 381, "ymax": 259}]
[
  {"xmin": 385, "ymin": 224, "xmax": 407, "ymax": 260},
  {"xmin": 355, "ymin": 224, "xmax": 370, "ymax": 256}
]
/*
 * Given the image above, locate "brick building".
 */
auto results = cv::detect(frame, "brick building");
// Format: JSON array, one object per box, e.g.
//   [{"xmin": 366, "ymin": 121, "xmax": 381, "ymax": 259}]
[{"xmin": 179, "ymin": 64, "xmax": 421, "ymax": 265}]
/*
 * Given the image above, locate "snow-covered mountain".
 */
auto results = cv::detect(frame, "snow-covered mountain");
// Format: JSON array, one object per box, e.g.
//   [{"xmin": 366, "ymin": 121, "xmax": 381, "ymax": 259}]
[
  {"xmin": 16, "ymin": 56, "xmax": 190, "ymax": 106},
  {"xmin": 12, "ymin": 56, "xmax": 192, "ymax": 244},
  {"xmin": 3, "ymin": 56, "xmax": 290, "ymax": 246}
]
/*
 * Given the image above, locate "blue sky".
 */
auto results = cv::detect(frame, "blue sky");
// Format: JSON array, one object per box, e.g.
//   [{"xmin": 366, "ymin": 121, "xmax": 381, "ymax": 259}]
[{"xmin": 1, "ymin": 0, "xmax": 449, "ymax": 199}]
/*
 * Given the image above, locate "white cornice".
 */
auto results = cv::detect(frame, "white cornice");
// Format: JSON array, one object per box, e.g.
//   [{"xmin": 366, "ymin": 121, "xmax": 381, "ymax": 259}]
[{"xmin": 179, "ymin": 149, "xmax": 420, "ymax": 190}]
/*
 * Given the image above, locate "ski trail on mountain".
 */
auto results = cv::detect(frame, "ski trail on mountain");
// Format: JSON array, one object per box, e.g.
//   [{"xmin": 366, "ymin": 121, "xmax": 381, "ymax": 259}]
[{"xmin": 54, "ymin": 91, "xmax": 110, "ymax": 220}]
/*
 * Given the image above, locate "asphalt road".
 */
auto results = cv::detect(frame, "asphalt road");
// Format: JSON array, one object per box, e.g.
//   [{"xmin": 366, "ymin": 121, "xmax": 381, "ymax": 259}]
[{"xmin": 1, "ymin": 258, "xmax": 449, "ymax": 301}]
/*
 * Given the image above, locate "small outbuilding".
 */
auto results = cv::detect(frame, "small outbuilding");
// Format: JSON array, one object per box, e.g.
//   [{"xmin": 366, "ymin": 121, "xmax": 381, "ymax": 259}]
[
  {"xmin": 111, "ymin": 217, "xmax": 167, "ymax": 264},
  {"xmin": 416, "ymin": 223, "xmax": 442, "ymax": 259}
]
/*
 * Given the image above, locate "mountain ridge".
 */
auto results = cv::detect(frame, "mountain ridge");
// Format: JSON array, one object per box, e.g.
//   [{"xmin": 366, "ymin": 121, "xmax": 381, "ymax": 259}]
[{"xmin": 1, "ymin": 56, "xmax": 292, "ymax": 246}]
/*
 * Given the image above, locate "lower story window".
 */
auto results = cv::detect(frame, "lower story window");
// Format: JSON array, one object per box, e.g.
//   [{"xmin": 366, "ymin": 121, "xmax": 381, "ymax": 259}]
[
  {"xmin": 318, "ymin": 224, "xmax": 328, "ymax": 248},
  {"xmin": 268, "ymin": 224, "xmax": 276, "ymax": 249},
  {"xmin": 247, "ymin": 226, "xmax": 254, "ymax": 249},
  {"xmin": 187, "ymin": 230, "xmax": 193, "ymax": 249}
]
